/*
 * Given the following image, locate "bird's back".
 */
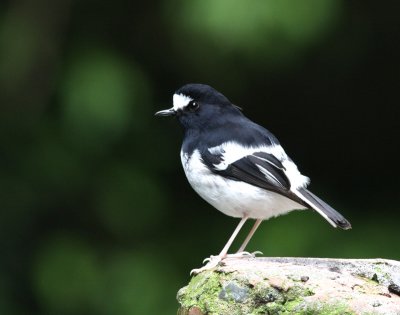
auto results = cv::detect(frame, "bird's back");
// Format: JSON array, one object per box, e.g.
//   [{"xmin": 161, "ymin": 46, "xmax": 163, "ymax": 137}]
[{"xmin": 182, "ymin": 114, "xmax": 280, "ymax": 156}]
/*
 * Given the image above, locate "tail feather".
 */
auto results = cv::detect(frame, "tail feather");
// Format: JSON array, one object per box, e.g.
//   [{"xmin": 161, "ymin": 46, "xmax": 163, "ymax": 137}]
[{"xmin": 294, "ymin": 188, "xmax": 351, "ymax": 230}]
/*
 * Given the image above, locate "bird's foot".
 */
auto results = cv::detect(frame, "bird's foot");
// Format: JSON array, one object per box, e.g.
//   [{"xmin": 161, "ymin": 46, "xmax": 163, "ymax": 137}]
[
  {"xmin": 229, "ymin": 250, "xmax": 263, "ymax": 258},
  {"xmin": 190, "ymin": 255, "xmax": 223, "ymax": 275},
  {"xmin": 190, "ymin": 251, "xmax": 263, "ymax": 275}
]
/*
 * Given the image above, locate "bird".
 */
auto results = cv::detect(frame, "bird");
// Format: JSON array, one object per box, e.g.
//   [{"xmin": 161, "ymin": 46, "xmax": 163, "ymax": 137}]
[{"xmin": 155, "ymin": 83, "xmax": 351, "ymax": 274}]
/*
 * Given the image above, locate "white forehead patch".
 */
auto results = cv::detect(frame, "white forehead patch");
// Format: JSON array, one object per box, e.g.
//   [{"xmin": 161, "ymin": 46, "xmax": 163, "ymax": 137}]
[{"xmin": 173, "ymin": 93, "xmax": 193, "ymax": 111}]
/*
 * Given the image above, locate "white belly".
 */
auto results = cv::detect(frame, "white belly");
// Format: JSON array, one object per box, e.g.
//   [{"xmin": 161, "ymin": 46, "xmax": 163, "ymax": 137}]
[{"xmin": 181, "ymin": 150, "xmax": 306, "ymax": 219}]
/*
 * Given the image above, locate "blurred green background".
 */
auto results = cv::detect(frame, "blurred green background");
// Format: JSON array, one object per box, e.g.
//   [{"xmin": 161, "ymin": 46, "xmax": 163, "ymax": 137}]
[{"xmin": 0, "ymin": 0, "xmax": 399, "ymax": 314}]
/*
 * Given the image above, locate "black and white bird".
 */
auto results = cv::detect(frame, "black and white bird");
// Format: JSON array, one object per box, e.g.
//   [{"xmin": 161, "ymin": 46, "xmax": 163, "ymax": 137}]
[{"xmin": 156, "ymin": 83, "xmax": 351, "ymax": 274}]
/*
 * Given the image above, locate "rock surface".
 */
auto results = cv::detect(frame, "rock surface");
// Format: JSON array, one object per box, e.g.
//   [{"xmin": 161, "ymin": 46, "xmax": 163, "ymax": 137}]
[{"xmin": 177, "ymin": 257, "xmax": 400, "ymax": 314}]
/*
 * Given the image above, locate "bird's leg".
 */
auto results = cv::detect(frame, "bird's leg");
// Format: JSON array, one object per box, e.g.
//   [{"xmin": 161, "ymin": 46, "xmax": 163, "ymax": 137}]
[
  {"xmin": 235, "ymin": 219, "xmax": 263, "ymax": 256},
  {"xmin": 217, "ymin": 215, "xmax": 249, "ymax": 258},
  {"xmin": 190, "ymin": 216, "xmax": 248, "ymax": 275}
]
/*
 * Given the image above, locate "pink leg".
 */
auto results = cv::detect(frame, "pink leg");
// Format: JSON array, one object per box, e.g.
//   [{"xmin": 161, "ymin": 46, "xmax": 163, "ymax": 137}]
[
  {"xmin": 217, "ymin": 216, "xmax": 249, "ymax": 258},
  {"xmin": 190, "ymin": 216, "xmax": 249, "ymax": 275},
  {"xmin": 237, "ymin": 219, "xmax": 263, "ymax": 253}
]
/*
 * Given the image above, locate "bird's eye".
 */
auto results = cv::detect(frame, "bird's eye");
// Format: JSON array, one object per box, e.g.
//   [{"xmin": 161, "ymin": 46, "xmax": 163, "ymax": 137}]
[{"xmin": 187, "ymin": 101, "xmax": 199, "ymax": 112}]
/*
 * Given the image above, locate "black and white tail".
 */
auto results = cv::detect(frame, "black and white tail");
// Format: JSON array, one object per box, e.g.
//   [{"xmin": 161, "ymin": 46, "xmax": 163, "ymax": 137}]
[{"xmin": 294, "ymin": 188, "xmax": 351, "ymax": 230}]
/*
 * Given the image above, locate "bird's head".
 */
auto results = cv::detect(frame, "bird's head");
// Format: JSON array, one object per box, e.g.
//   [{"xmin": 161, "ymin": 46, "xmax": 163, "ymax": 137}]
[{"xmin": 155, "ymin": 84, "xmax": 242, "ymax": 130}]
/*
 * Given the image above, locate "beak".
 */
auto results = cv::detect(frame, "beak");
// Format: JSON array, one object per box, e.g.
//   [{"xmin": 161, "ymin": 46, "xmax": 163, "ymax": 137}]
[{"xmin": 155, "ymin": 107, "xmax": 176, "ymax": 117}]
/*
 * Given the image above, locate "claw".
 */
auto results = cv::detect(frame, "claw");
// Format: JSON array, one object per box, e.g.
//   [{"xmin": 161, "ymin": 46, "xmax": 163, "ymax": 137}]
[
  {"xmin": 202, "ymin": 255, "xmax": 218, "ymax": 264},
  {"xmin": 190, "ymin": 255, "xmax": 224, "ymax": 275},
  {"xmin": 190, "ymin": 250, "xmax": 263, "ymax": 275},
  {"xmin": 238, "ymin": 251, "xmax": 253, "ymax": 257},
  {"xmin": 190, "ymin": 256, "xmax": 222, "ymax": 275}
]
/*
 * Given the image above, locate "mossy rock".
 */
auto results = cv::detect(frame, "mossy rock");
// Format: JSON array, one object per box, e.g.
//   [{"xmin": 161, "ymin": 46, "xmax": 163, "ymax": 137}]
[{"xmin": 177, "ymin": 257, "xmax": 400, "ymax": 314}]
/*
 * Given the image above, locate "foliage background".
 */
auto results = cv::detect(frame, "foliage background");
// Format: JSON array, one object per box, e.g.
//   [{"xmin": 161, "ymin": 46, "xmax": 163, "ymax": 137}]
[{"xmin": 0, "ymin": 0, "xmax": 399, "ymax": 314}]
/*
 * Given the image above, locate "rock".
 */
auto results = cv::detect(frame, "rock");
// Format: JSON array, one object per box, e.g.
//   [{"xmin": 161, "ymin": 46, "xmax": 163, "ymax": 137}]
[
  {"xmin": 300, "ymin": 276, "xmax": 309, "ymax": 282},
  {"xmin": 177, "ymin": 257, "xmax": 400, "ymax": 314},
  {"xmin": 388, "ymin": 283, "xmax": 400, "ymax": 297},
  {"xmin": 219, "ymin": 282, "xmax": 249, "ymax": 303}
]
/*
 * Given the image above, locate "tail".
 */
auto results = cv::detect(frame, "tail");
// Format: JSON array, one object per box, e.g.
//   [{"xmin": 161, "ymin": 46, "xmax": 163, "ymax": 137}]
[{"xmin": 294, "ymin": 188, "xmax": 351, "ymax": 230}]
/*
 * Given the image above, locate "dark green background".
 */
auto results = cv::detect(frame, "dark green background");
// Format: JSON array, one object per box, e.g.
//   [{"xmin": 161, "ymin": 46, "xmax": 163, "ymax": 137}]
[{"xmin": 0, "ymin": 0, "xmax": 398, "ymax": 314}]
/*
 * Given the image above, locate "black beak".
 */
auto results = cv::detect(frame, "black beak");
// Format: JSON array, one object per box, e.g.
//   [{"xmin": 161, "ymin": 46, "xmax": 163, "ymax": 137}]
[{"xmin": 155, "ymin": 108, "xmax": 176, "ymax": 117}]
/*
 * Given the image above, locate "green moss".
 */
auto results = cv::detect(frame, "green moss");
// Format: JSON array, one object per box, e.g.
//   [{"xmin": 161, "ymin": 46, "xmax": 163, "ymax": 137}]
[
  {"xmin": 251, "ymin": 285, "xmax": 313, "ymax": 314},
  {"xmin": 372, "ymin": 264, "xmax": 391, "ymax": 282},
  {"xmin": 177, "ymin": 271, "xmax": 249, "ymax": 314},
  {"xmin": 254, "ymin": 299, "xmax": 354, "ymax": 315},
  {"xmin": 285, "ymin": 285, "xmax": 314, "ymax": 301},
  {"xmin": 177, "ymin": 271, "xmax": 221, "ymax": 313},
  {"xmin": 177, "ymin": 272, "xmax": 332, "ymax": 315},
  {"xmin": 177, "ymin": 272, "xmax": 354, "ymax": 315}
]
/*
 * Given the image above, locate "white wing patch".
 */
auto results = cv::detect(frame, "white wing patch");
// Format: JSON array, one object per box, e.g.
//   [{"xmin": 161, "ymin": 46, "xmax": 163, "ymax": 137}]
[
  {"xmin": 173, "ymin": 93, "xmax": 193, "ymax": 111},
  {"xmin": 208, "ymin": 141, "xmax": 310, "ymax": 190},
  {"xmin": 209, "ymin": 141, "xmax": 284, "ymax": 170}
]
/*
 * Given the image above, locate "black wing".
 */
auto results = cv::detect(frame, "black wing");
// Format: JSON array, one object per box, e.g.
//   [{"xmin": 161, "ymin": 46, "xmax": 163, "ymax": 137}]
[
  {"xmin": 201, "ymin": 150, "xmax": 306, "ymax": 206},
  {"xmin": 200, "ymin": 147, "xmax": 351, "ymax": 229}
]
